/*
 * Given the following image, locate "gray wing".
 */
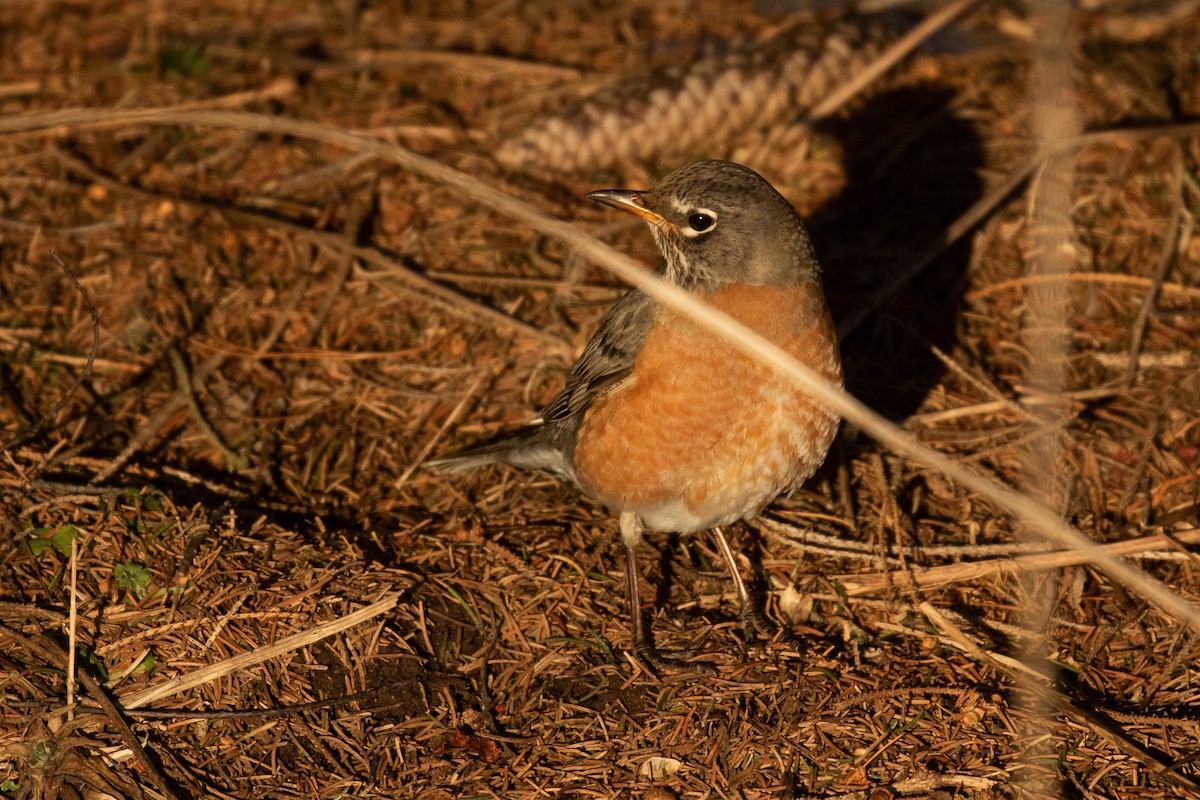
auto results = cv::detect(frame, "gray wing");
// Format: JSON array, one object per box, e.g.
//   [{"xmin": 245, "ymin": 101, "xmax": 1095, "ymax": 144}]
[
  {"xmin": 426, "ymin": 289, "xmax": 656, "ymax": 482},
  {"xmin": 539, "ymin": 288, "xmax": 656, "ymax": 424}
]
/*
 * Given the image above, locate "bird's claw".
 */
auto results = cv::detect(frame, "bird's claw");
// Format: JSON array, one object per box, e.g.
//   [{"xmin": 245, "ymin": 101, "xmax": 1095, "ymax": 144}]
[{"xmin": 633, "ymin": 643, "xmax": 717, "ymax": 677}]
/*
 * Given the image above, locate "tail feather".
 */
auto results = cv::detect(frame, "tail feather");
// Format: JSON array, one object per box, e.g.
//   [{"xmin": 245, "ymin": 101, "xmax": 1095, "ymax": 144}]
[
  {"xmin": 424, "ymin": 432, "xmax": 525, "ymax": 474},
  {"xmin": 424, "ymin": 423, "xmax": 573, "ymax": 481}
]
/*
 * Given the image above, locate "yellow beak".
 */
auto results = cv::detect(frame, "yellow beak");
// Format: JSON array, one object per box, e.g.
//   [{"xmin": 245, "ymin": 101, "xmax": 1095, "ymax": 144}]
[{"xmin": 586, "ymin": 189, "xmax": 666, "ymax": 226}]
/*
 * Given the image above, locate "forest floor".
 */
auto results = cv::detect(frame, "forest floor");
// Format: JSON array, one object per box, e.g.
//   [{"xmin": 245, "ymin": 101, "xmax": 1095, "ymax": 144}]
[{"xmin": 2, "ymin": 1, "xmax": 1199, "ymax": 798}]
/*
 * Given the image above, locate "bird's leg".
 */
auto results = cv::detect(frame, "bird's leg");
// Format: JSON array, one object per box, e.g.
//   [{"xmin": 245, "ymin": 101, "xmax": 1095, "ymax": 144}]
[
  {"xmin": 620, "ymin": 512, "xmax": 715, "ymax": 676},
  {"xmin": 711, "ymin": 526, "xmax": 804, "ymax": 650}
]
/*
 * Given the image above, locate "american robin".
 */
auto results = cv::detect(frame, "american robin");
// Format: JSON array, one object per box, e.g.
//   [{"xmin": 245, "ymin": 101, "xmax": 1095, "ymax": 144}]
[{"xmin": 429, "ymin": 159, "xmax": 842, "ymax": 673}]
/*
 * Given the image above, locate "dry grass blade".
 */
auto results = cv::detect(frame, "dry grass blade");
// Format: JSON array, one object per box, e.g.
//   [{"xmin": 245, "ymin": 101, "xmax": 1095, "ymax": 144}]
[
  {"xmin": 1020, "ymin": 3, "xmax": 1080, "ymax": 792},
  {"xmin": 0, "ymin": 624, "xmax": 184, "ymax": 800},
  {"xmin": 121, "ymin": 594, "xmax": 399, "ymax": 709},
  {"xmin": 1, "ymin": 6, "xmax": 1198, "ymax": 795},
  {"xmin": 806, "ymin": 0, "xmax": 979, "ymax": 121},
  {"xmin": 837, "ymin": 528, "xmax": 1200, "ymax": 596},
  {"xmin": 921, "ymin": 604, "xmax": 1200, "ymax": 794},
  {"xmin": 966, "ymin": 270, "xmax": 1200, "ymax": 303},
  {"xmin": 1127, "ymin": 141, "xmax": 1186, "ymax": 383},
  {"xmin": 1, "ymin": 105, "xmax": 1198, "ymax": 629}
]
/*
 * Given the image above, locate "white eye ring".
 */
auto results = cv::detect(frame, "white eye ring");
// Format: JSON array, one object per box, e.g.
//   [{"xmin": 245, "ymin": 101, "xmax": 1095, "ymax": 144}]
[{"xmin": 684, "ymin": 209, "xmax": 717, "ymax": 236}]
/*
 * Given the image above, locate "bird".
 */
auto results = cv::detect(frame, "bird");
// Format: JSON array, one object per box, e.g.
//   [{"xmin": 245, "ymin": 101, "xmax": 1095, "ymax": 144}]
[{"xmin": 428, "ymin": 159, "xmax": 843, "ymax": 674}]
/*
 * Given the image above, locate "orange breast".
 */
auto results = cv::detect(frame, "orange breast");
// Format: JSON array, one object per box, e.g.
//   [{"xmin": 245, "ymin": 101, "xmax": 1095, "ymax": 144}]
[{"xmin": 572, "ymin": 282, "xmax": 842, "ymax": 533}]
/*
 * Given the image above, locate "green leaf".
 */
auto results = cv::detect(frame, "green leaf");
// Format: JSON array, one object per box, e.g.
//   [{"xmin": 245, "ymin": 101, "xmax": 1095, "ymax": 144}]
[
  {"xmin": 29, "ymin": 740, "xmax": 57, "ymax": 769},
  {"xmin": 113, "ymin": 561, "xmax": 152, "ymax": 600},
  {"xmin": 76, "ymin": 644, "xmax": 109, "ymax": 681},
  {"xmin": 442, "ymin": 585, "xmax": 481, "ymax": 627},
  {"xmin": 142, "ymin": 490, "xmax": 164, "ymax": 512},
  {"xmin": 28, "ymin": 525, "xmax": 76, "ymax": 557},
  {"xmin": 27, "ymin": 528, "xmax": 51, "ymax": 557},
  {"xmin": 50, "ymin": 525, "xmax": 77, "ymax": 556}
]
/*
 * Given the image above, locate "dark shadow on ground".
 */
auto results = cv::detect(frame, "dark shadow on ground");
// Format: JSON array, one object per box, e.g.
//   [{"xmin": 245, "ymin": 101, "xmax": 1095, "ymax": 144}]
[{"xmin": 808, "ymin": 84, "xmax": 985, "ymax": 421}]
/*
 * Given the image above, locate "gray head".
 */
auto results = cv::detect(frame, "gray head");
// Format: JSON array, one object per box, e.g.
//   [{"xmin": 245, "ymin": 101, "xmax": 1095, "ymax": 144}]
[{"xmin": 588, "ymin": 160, "xmax": 820, "ymax": 291}]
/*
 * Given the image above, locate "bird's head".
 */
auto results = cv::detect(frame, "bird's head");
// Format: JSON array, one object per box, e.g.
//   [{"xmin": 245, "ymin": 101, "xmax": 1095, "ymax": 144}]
[{"xmin": 588, "ymin": 159, "xmax": 820, "ymax": 291}]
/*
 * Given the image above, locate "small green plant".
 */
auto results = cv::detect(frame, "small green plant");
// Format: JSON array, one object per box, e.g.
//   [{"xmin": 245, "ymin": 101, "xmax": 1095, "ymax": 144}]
[
  {"xmin": 156, "ymin": 41, "xmax": 210, "ymax": 77},
  {"xmin": 136, "ymin": 652, "xmax": 158, "ymax": 675},
  {"xmin": 76, "ymin": 644, "xmax": 109, "ymax": 681},
  {"xmin": 113, "ymin": 561, "xmax": 152, "ymax": 600},
  {"xmin": 27, "ymin": 525, "xmax": 76, "ymax": 557},
  {"xmin": 141, "ymin": 489, "xmax": 164, "ymax": 512}
]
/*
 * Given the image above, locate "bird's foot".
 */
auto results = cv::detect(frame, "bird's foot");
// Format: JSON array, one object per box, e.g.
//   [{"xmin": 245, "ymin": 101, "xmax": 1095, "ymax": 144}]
[
  {"xmin": 739, "ymin": 606, "xmax": 806, "ymax": 653},
  {"xmin": 633, "ymin": 642, "xmax": 717, "ymax": 677}
]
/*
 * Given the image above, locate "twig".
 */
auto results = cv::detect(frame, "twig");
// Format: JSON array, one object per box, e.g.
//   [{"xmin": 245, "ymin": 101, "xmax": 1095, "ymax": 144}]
[
  {"xmin": 838, "ymin": 152, "xmax": 1039, "ymax": 339},
  {"xmin": 120, "ymin": 681, "xmax": 437, "ymax": 721},
  {"xmin": 808, "ymin": 0, "xmax": 980, "ymax": 121},
  {"xmin": 347, "ymin": 48, "xmax": 581, "ymax": 82},
  {"xmin": 0, "ymin": 79, "xmax": 41, "ymax": 99},
  {"xmin": 0, "ymin": 108, "xmax": 1196, "ymax": 630},
  {"xmin": 1127, "ymin": 142, "xmax": 1186, "ymax": 384},
  {"xmin": 0, "ymin": 217, "xmax": 138, "ymax": 236},
  {"xmin": 91, "ymin": 352, "xmax": 224, "ymax": 483},
  {"xmin": 394, "ymin": 371, "xmax": 491, "ymax": 490},
  {"xmin": 424, "ymin": 270, "xmax": 621, "ymax": 292},
  {"xmin": 886, "ymin": 312, "xmax": 1028, "ymax": 416},
  {"xmin": 0, "ymin": 624, "xmax": 184, "ymax": 800},
  {"xmin": 295, "ymin": 187, "xmax": 367, "ymax": 349},
  {"xmin": 1022, "ymin": 10, "xmax": 1081, "ymax": 791},
  {"xmin": 0, "ymin": 601, "xmax": 67, "ymax": 621},
  {"xmin": 920, "ymin": 603, "xmax": 1200, "ymax": 794},
  {"xmin": 46, "ymin": 149, "xmax": 573, "ymax": 355},
  {"xmin": 0, "ymin": 338, "xmax": 144, "ymax": 372},
  {"xmin": 4, "ymin": 78, "xmax": 297, "ymax": 143},
  {"xmin": 167, "ymin": 347, "xmax": 246, "ymax": 472},
  {"xmin": 835, "ymin": 528, "xmax": 1200, "ymax": 596},
  {"xmin": 121, "ymin": 594, "xmax": 399, "ymax": 708},
  {"xmin": 253, "ymin": 152, "xmax": 376, "ymax": 198},
  {"xmin": 967, "ymin": 270, "xmax": 1200, "ymax": 303},
  {"xmin": 910, "ymin": 385, "xmax": 1127, "ymax": 425},
  {"xmin": 168, "ymin": 77, "xmax": 298, "ymax": 111},
  {"xmin": 321, "ymin": 235, "xmax": 574, "ymax": 357},
  {"xmin": 0, "ymin": 251, "xmax": 100, "ymax": 453},
  {"xmin": 67, "ymin": 528, "xmax": 79, "ymax": 722},
  {"xmin": 89, "ymin": 197, "xmax": 382, "ymax": 481},
  {"xmin": 794, "ymin": 771, "xmax": 999, "ymax": 800}
]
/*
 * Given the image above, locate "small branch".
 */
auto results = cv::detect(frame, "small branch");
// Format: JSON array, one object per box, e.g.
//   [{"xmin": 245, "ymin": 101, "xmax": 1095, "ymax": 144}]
[
  {"xmin": 167, "ymin": 347, "xmax": 247, "ymax": 472},
  {"xmin": 808, "ymin": 0, "xmax": 980, "ymax": 121},
  {"xmin": 0, "ymin": 107, "xmax": 1194, "ymax": 630},
  {"xmin": 121, "ymin": 594, "xmax": 400, "ymax": 708},
  {"xmin": 1127, "ymin": 142, "xmax": 1186, "ymax": 384},
  {"xmin": 0, "ymin": 624, "xmax": 184, "ymax": 800},
  {"xmin": 835, "ymin": 528, "xmax": 1200, "ymax": 597}
]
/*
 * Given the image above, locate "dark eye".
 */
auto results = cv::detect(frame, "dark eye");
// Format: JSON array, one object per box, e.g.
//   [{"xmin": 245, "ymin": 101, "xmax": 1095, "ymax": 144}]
[{"xmin": 687, "ymin": 212, "xmax": 715, "ymax": 232}]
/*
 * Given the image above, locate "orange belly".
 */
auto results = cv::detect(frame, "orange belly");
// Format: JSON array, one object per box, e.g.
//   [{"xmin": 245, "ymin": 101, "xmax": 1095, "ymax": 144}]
[{"xmin": 572, "ymin": 282, "xmax": 842, "ymax": 533}]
